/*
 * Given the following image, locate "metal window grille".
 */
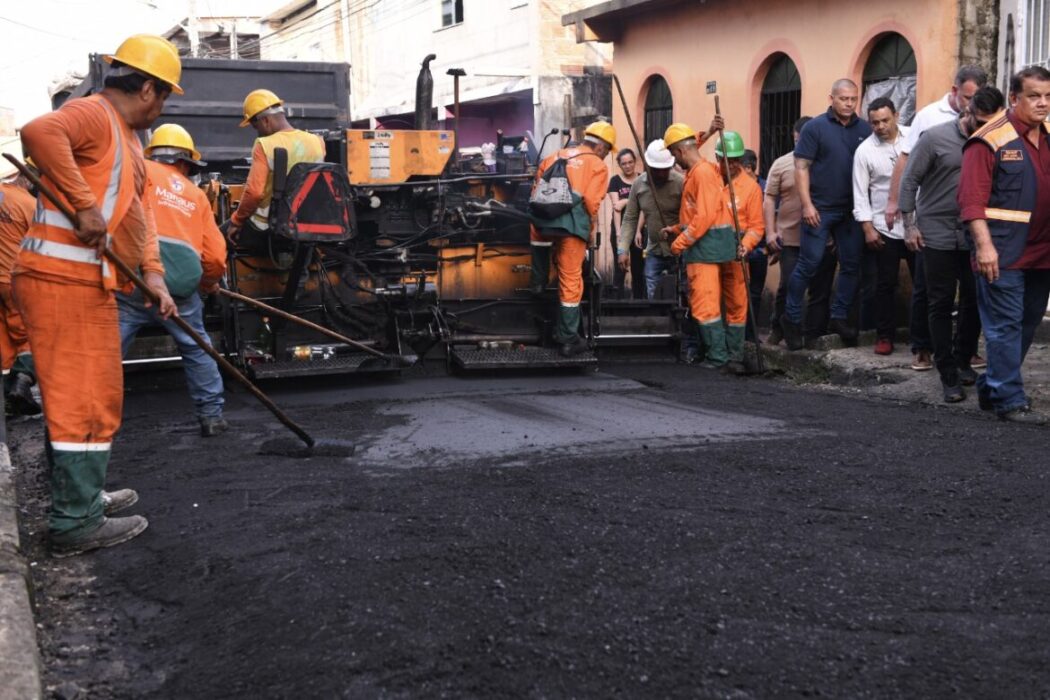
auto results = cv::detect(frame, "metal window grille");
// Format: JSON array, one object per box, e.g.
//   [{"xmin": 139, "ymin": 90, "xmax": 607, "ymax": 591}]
[
  {"xmin": 643, "ymin": 76, "xmax": 673, "ymax": 146},
  {"xmin": 1026, "ymin": 0, "xmax": 1049, "ymax": 66},
  {"xmin": 759, "ymin": 55, "xmax": 801, "ymax": 179}
]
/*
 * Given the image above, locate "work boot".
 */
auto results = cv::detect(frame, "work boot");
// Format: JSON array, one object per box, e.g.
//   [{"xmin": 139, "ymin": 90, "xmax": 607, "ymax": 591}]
[
  {"xmin": 957, "ymin": 366, "xmax": 978, "ymax": 386},
  {"xmin": 999, "ymin": 406, "xmax": 1048, "ymax": 426},
  {"xmin": 721, "ymin": 360, "xmax": 747, "ymax": 376},
  {"xmin": 681, "ymin": 346, "xmax": 701, "ymax": 364},
  {"xmin": 199, "ymin": 416, "xmax": 229, "ymax": 437},
  {"xmin": 941, "ymin": 380, "xmax": 965, "ymax": 403},
  {"xmin": 766, "ymin": 327, "xmax": 783, "ymax": 346},
  {"xmin": 697, "ymin": 359, "xmax": 724, "ymax": 370},
  {"xmin": 780, "ymin": 318, "xmax": 804, "ymax": 351},
  {"xmin": 101, "ymin": 489, "xmax": 139, "ymax": 515},
  {"xmin": 559, "ymin": 336, "xmax": 589, "ymax": 358},
  {"xmin": 6, "ymin": 373, "xmax": 41, "ymax": 416},
  {"xmin": 828, "ymin": 318, "xmax": 858, "ymax": 345},
  {"xmin": 50, "ymin": 515, "xmax": 149, "ymax": 559},
  {"xmin": 529, "ymin": 246, "xmax": 551, "ymax": 296}
]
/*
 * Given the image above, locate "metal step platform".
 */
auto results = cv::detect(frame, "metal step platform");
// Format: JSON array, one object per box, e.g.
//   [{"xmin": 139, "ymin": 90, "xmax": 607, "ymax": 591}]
[
  {"xmin": 450, "ymin": 344, "xmax": 597, "ymax": 370},
  {"xmin": 248, "ymin": 352, "xmax": 395, "ymax": 379}
]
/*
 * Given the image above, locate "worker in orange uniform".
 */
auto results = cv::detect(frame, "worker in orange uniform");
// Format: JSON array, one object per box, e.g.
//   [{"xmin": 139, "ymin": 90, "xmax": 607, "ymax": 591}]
[
  {"xmin": 16, "ymin": 34, "xmax": 180, "ymax": 558},
  {"xmin": 120, "ymin": 124, "xmax": 229, "ymax": 436},
  {"xmin": 528, "ymin": 121, "xmax": 615, "ymax": 357},
  {"xmin": 663, "ymin": 126, "xmax": 764, "ymax": 373},
  {"xmin": 0, "ymin": 159, "xmax": 40, "ymax": 415},
  {"xmin": 225, "ymin": 89, "xmax": 326, "ymax": 242}
]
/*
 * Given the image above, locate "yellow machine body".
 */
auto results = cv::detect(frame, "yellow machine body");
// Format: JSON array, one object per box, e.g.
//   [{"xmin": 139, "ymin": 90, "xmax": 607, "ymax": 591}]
[{"xmin": 345, "ymin": 129, "xmax": 454, "ymax": 185}]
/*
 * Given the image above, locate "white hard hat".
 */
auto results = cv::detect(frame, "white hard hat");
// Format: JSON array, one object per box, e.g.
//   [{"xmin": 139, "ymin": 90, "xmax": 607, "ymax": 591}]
[{"xmin": 644, "ymin": 139, "xmax": 675, "ymax": 169}]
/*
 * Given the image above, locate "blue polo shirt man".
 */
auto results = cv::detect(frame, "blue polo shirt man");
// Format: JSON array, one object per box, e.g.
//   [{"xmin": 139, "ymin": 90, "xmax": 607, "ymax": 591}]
[{"xmin": 780, "ymin": 78, "xmax": 873, "ymax": 349}]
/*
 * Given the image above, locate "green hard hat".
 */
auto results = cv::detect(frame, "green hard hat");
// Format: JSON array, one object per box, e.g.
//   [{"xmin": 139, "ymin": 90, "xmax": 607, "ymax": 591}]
[{"xmin": 715, "ymin": 131, "xmax": 745, "ymax": 158}]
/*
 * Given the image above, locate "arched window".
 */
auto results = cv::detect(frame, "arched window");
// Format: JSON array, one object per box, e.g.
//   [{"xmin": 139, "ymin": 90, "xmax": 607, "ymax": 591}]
[
  {"xmin": 759, "ymin": 54, "xmax": 801, "ymax": 178},
  {"xmin": 862, "ymin": 32, "xmax": 917, "ymax": 123},
  {"xmin": 643, "ymin": 76, "xmax": 673, "ymax": 145}
]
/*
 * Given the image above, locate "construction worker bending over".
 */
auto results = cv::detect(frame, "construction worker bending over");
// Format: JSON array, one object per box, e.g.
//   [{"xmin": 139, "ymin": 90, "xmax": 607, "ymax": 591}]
[
  {"xmin": 663, "ymin": 126, "xmax": 763, "ymax": 373},
  {"xmin": 225, "ymin": 89, "xmax": 326, "ymax": 242},
  {"xmin": 17, "ymin": 34, "xmax": 180, "ymax": 558},
  {"xmin": 121, "ymin": 124, "xmax": 229, "ymax": 437},
  {"xmin": 0, "ymin": 159, "xmax": 41, "ymax": 416},
  {"xmin": 528, "ymin": 121, "xmax": 614, "ymax": 357}
]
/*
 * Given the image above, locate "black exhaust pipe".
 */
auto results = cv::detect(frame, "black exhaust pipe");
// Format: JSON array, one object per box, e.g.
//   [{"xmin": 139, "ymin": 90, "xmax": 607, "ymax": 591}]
[{"xmin": 414, "ymin": 54, "xmax": 437, "ymax": 130}]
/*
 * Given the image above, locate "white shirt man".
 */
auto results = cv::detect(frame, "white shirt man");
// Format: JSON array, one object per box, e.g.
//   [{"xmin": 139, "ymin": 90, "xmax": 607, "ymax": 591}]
[{"xmin": 854, "ymin": 121, "xmax": 910, "ymax": 239}]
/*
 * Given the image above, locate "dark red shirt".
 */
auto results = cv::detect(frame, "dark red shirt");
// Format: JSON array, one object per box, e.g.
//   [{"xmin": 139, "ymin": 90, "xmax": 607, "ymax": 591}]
[{"xmin": 959, "ymin": 110, "xmax": 1050, "ymax": 269}]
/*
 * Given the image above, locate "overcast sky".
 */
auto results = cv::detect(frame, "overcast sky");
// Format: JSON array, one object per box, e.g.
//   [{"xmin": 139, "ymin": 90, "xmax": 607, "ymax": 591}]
[{"xmin": 0, "ymin": 0, "xmax": 280, "ymax": 127}]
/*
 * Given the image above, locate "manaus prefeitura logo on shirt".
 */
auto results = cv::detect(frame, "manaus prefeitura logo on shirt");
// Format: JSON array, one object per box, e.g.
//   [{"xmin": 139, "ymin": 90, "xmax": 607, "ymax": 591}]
[{"xmin": 154, "ymin": 175, "xmax": 197, "ymax": 217}]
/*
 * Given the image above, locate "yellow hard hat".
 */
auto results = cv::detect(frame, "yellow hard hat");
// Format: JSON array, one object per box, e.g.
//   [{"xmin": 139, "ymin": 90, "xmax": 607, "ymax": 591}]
[
  {"xmin": 240, "ymin": 89, "xmax": 283, "ymax": 127},
  {"xmin": 104, "ymin": 34, "xmax": 183, "ymax": 95},
  {"xmin": 663, "ymin": 123, "xmax": 696, "ymax": 149},
  {"xmin": 584, "ymin": 121, "xmax": 616, "ymax": 147},
  {"xmin": 146, "ymin": 123, "xmax": 202, "ymax": 162}
]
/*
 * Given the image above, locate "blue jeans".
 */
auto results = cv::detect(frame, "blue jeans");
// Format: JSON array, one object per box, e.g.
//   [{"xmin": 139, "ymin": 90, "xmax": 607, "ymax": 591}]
[
  {"xmin": 118, "ymin": 291, "xmax": 225, "ymax": 419},
  {"xmin": 975, "ymin": 269, "xmax": 1050, "ymax": 414},
  {"xmin": 644, "ymin": 254, "xmax": 676, "ymax": 300},
  {"xmin": 785, "ymin": 210, "xmax": 862, "ymax": 323}
]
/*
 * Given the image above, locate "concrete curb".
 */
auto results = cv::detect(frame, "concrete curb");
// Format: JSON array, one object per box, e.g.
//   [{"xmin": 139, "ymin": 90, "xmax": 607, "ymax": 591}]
[{"xmin": 0, "ymin": 441, "xmax": 43, "ymax": 700}]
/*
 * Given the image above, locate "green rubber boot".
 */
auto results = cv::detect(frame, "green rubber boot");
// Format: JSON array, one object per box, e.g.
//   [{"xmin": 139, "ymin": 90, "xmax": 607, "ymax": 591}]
[
  {"xmin": 529, "ymin": 245, "xmax": 551, "ymax": 295},
  {"xmin": 48, "ymin": 448, "xmax": 108, "ymax": 541},
  {"xmin": 700, "ymin": 320, "xmax": 728, "ymax": 366}
]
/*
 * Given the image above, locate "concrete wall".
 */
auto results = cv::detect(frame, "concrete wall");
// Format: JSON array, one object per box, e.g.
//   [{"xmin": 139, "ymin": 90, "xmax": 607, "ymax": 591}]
[
  {"xmin": 601, "ymin": 0, "xmax": 961, "ymax": 163},
  {"xmin": 260, "ymin": 2, "xmax": 347, "ymax": 63}
]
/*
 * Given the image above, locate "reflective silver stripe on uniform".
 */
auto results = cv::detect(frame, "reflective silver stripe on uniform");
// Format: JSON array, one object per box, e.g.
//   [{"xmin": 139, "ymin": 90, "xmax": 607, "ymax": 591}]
[
  {"xmin": 158, "ymin": 235, "xmax": 198, "ymax": 252},
  {"xmin": 97, "ymin": 98, "xmax": 124, "ymax": 223},
  {"xmin": 33, "ymin": 207, "xmax": 76, "ymax": 231},
  {"xmin": 21, "ymin": 237, "xmax": 103, "ymax": 265}
]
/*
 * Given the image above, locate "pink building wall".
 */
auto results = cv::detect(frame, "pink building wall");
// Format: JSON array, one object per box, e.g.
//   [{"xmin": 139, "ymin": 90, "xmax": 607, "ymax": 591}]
[{"xmin": 604, "ymin": 0, "xmax": 960, "ymax": 161}]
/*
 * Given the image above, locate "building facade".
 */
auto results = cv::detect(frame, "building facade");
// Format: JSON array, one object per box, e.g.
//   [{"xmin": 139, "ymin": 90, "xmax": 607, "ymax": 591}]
[
  {"xmin": 564, "ymin": 0, "xmax": 1000, "ymax": 176},
  {"xmin": 997, "ymin": 0, "xmax": 1050, "ymax": 95},
  {"xmin": 261, "ymin": 0, "xmax": 613, "ymax": 154}
]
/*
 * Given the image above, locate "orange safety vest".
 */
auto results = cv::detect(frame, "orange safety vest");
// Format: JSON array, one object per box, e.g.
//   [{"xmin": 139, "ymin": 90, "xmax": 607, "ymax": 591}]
[
  {"xmin": 250, "ymin": 129, "xmax": 326, "ymax": 229},
  {"xmin": 17, "ymin": 95, "xmax": 136, "ymax": 290}
]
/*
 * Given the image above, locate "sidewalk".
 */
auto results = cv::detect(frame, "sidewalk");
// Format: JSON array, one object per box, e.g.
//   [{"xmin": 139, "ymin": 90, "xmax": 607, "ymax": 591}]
[
  {"xmin": 759, "ymin": 327, "xmax": 1050, "ymax": 418},
  {"xmin": 0, "ymin": 431, "xmax": 42, "ymax": 699}
]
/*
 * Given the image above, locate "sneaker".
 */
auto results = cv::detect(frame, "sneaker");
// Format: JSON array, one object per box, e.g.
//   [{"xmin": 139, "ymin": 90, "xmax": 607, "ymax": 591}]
[
  {"xmin": 6, "ymin": 373, "xmax": 41, "ymax": 416},
  {"xmin": 911, "ymin": 351, "xmax": 933, "ymax": 371},
  {"xmin": 101, "ymin": 489, "xmax": 139, "ymax": 515},
  {"xmin": 780, "ymin": 318, "xmax": 804, "ymax": 351},
  {"xmin": 50, "ymin": 515, "xmax": 149, "ymax": 559},
  {"xmin": 999, "ymin": 406, "xmax": 1048, "ymax": 425},
  {"xmin": 957, "ymin": 366, "xmax": 978, "ymax": 386},
  {"xmin": 199, "ymin": 416, "xmax": 229, "ymax": 438},
  {"xmin": 558, "ymin": 336, "xmax": 589, "ymax": 358},
  {"xmin": 828, "ymin": 318, "xmax": 858, "ymax": 345},
  {"xmin": 942, "ymin": 381, "xmax": 965, "ymax": 403},
  {"xmin": 874, "ymin": 338, "xmax": 894, "ymax": 355},
  {"xmin": 697, "ymin": 359, "xmax": 724, "ymax": 370},
  {"xmin": 970, "ymin": 354, "xmax": 987, "ymax": 369}
]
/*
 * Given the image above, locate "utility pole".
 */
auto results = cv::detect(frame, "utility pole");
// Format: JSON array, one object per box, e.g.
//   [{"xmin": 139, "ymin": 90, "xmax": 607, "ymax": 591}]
[
  {"xmin": 187, "ymin": 0, "xmax": 201, "ymax": 58},
  {"xmin": 229, "ymin": 19, "xmax": 238, "ymax": 60}
]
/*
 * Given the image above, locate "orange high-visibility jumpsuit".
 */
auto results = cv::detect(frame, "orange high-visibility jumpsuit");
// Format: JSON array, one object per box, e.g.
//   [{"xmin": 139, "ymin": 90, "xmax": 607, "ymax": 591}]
[
  {"xmin": 672, "ymin": 162, "xmax": 763, "ymax": 365},
  {"xmin": 0, "ymin": 183, "xmax": 35, "ymax": 380},
  {"xmin": 17, "ymin": 93, "xmax": 163, "ymax": 540},
  {"xmin": 529, "ymin": 146, "xmax": 608, "ymax": 343}
]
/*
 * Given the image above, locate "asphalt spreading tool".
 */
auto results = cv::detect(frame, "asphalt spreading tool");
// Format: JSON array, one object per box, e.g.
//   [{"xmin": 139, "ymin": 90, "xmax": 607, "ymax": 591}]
[
  {"xmin": 707, "ymin": 83, "xmax": 766, "ymax": 374},
  {"xmin": 3, "ymin": 152, "xmax": 354, "ymax": 459},
  {"xmin": 218, "ymin": 288, "xmax": 417, "ymax": 367}
]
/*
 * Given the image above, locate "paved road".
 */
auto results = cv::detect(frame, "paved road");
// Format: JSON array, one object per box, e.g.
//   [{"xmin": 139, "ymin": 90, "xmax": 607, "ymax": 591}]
[{"xmin": 11, "ymin": 363, "xmax": 1050, "ymax": 698}]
